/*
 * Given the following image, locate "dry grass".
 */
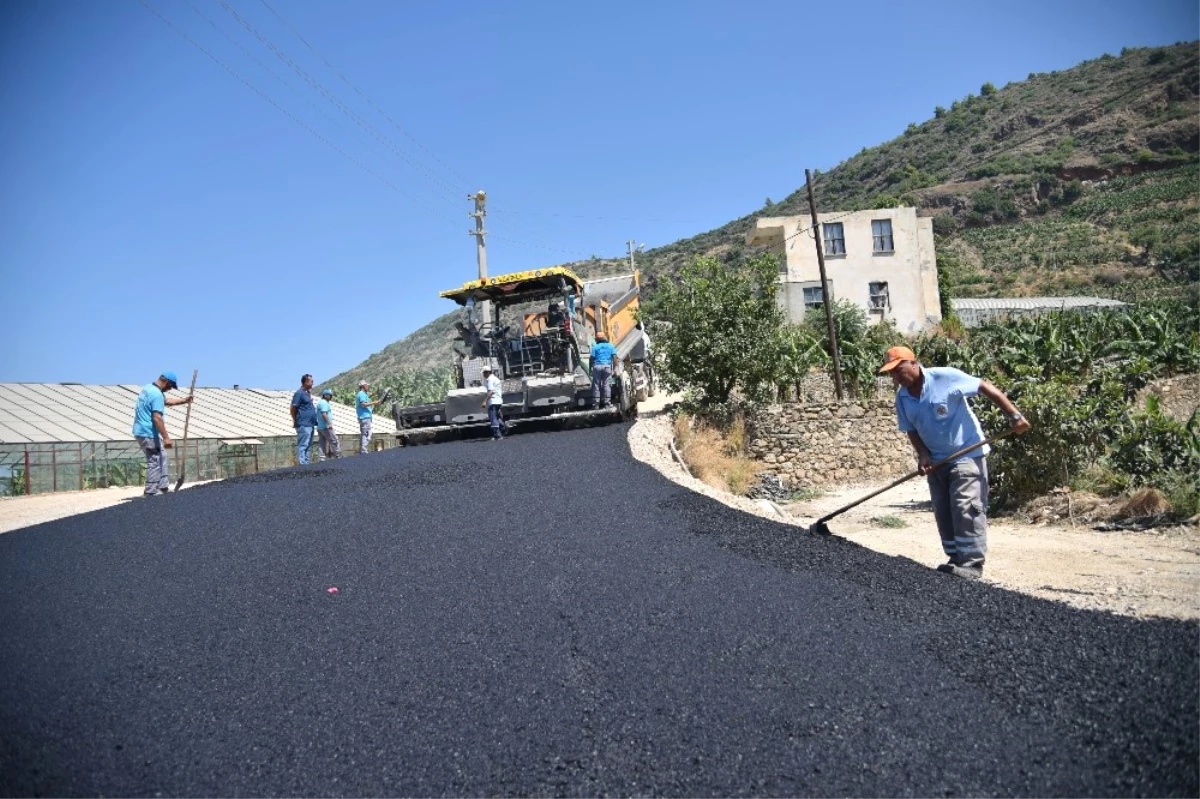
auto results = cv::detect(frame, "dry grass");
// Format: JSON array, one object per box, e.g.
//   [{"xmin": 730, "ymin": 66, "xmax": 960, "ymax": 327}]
[
  {"xmin": 1024, "ymin": 486, "xmax": 1182, "ymax": 525},
  {"xmin": 673, "ymin": 412, "xmax": 764, "ymax": 496},
  {"xmin": 1117, "ymin": 487, "xmax": 1173, "ymax": 519}
]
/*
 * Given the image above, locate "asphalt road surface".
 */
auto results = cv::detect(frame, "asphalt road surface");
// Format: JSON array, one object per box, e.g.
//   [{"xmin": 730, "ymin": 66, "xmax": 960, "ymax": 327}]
[{"xmin": 1, "ymin": 424, "xmax": 1196, "ymax": 797}]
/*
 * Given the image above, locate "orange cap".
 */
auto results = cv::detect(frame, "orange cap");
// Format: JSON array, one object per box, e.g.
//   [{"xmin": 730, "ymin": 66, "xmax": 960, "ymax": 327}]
[{"xmin": 879, "ymin": 345, "xmax": 917, "ymax": 373}]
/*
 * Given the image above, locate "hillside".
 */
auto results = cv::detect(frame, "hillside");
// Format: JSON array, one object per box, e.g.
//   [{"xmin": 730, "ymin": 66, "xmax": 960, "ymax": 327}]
[{"xmin": 329, "ymin": 42, "xmax": 1198, "ymax": 388}]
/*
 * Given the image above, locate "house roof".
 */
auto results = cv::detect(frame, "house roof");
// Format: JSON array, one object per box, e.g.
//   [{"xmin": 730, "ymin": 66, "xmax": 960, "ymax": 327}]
[
  {"xmin": 0, "ymin": 384, "xmax": 397, "ymax": 445},
  {"xmin": 951, "ymin": 297, "xmax": 1128, "ymax": 311}
]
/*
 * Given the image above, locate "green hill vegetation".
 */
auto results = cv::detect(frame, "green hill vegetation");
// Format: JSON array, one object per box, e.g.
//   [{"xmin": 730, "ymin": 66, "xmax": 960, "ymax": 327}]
[{"xmin": 329, "ymin": 42, "xmax": 1198, "ymax": 392}]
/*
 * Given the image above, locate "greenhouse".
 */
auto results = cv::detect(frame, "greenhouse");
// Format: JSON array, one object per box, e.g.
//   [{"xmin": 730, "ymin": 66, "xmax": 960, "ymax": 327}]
[
  {"xmin": 0, "ymin": 383, "xmax": 397, "ymax": 496},
  {"xmin": 951, "ymin": 296, "xmax": 1128, "ymax": 327}
]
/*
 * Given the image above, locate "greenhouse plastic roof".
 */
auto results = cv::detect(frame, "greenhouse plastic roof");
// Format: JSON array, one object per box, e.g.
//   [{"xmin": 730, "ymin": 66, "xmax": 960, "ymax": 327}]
[
  {"xmin": 0, "ymin": 384, "xmax": 397, "ymax": 445},
  {"xmin": 951, "ymin": 297, "xmax": 1128, "ymax": 311}
]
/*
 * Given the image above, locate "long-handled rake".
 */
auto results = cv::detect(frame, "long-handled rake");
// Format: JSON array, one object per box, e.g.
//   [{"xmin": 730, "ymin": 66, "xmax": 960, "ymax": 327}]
[
  {"xmin": 173, "ymin": 369, "xmax": 198, "ymax": 491},
  {"xmin": 808, "ymin": 430, "xmax": 1015, "ymax": 536}
]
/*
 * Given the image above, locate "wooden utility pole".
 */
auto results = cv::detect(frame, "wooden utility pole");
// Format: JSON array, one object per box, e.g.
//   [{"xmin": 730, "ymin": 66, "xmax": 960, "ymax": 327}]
[{"xmin": 805, "ymin": 169, "xmax": 844, "ymax": 400}]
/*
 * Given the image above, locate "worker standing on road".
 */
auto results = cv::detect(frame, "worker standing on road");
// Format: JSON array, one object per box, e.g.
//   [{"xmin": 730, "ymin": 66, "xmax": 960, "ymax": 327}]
[
  {"xmin": 590, "ymin": 332, "xmax": 617, "ymax": 409},
  {"xmin": 290, "ymin": 374, "xmax": 319, "ymax": 465},
  {"xmin": 131, "ymin": 371, "xmax": 193, "ymax": 496},
  {"xmin": 880, "ymin": 346, "xmax": 1032, "ymax": 580},
  {"xmin": 315, "ymin": 388, "xmax": 341, "ymax": 460},
  {"xmin": 356, "ymin": 380, "xmax": 376, "ymax": 453},
  {"xmin": 482, "ymin": 366, "xmax": 506, "ymax": 440}
]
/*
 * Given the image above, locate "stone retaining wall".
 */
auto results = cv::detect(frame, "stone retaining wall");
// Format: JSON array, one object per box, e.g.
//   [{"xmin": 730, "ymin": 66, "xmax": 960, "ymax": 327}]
[{"xmin": 747, "ymin": 400, "xmax": 914, "ymax": 487}]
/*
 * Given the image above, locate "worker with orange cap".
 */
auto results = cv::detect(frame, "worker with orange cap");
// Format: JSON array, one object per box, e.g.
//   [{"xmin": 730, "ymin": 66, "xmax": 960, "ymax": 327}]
[{"xmin": 879, "ymin": 346, "xmax": 1031, "ymax": 579}]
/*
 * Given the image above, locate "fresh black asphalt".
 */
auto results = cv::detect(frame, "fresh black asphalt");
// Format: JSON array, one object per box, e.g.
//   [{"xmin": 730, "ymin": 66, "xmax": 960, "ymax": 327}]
[{"xmin": 1, "ymin": 422, "xmax": 1196, "ymax": 797}]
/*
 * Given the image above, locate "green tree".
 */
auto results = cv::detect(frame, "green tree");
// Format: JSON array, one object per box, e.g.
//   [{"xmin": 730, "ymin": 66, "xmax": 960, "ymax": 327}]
[
  {"xmin": 803, "ymin": 300, "xmax": 900, "ymax": 396},
  {"xmin": 647, "ymin": 254, "xmax": 784, "ymax": 405}
]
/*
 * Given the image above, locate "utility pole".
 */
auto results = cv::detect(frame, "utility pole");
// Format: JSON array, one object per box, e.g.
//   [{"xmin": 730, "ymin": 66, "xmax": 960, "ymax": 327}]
[
  {"xmin": 805, "ymin": 169, "xmax": 844, "ymax": 400},
  {"xmin": 626, "ymin": 240, "xmax": 644, "ymax": 272},
  {"xmin": 468, "ymin": 190, "xmax": 490, "ymax": 333}
]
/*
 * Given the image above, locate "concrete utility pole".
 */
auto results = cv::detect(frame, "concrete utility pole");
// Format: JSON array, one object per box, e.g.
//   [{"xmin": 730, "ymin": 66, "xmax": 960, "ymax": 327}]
[
  {"xmin": 470, "ymin": 190, "xmax": 488, "ymax": 279},
  {"xmin": 626, "ymin": 240, "xmax": 645, "ymax": 272},
  {"xmin": 469, "ymin": 191, "xmax": 490, "ymax": 332},
  {"xmin": 805, "ymin": 169, "xmax": 845, "ymax": 400}
]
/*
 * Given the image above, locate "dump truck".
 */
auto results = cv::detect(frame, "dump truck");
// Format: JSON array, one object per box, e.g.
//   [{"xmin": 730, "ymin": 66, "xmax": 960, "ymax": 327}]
[{"xmin": 393, "ymin": 266, "xmax": 655, "ymax": 443}]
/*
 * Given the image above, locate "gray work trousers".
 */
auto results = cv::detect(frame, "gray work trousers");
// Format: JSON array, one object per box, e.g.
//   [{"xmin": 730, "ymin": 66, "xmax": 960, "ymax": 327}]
[
  {"xmin": 927, "ymin": 455, "xmax": 989, "ymax": 567},
  {"xmin": 591, "ymin": 364, "xmax": 612, "ymax": 406},
  {"xmin": 136, "ymin": 436, "xmax": 170, "ymax": 495},
  {"xmin": 359, "ymin": 417, "xmax": 373, "ymax": 453},
  {"xmin": 317, "ymin": 427, "xmax": 341, "ymax": 460}
]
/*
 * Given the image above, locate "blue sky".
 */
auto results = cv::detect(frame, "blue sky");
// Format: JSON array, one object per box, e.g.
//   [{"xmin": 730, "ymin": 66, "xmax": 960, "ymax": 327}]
[{"xmin": 1, "ymin": 0, "xmax": 1195, "ymax": 390}]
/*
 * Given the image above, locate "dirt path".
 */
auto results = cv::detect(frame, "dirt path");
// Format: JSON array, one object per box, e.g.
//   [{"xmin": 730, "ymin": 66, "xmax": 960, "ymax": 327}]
[
  {"xmin": 0, "ymin": 482, "xmax": 217, "ymax": 534},
  {"xmin": 629, "ymin": 396, "xmax": 1200, "ymax": 621}
]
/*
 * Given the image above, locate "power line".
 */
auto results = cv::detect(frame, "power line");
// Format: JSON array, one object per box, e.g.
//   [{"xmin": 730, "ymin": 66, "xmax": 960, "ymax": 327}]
[
  {"xmin": 140, "ymin": 0, "xmax": 604, "ymax": 265},
  {"xmin": 224, "ymin": 0, "xmax": 595, "ymax": 261},
  {"xmin": 136, "ymin": 0, "xmax": 461, "ymax": 227},
  {"xmin": 215, "ymin": 0, "xmax": 468, "ymax": 208},
  {"xmin": 256, "ymin": 0, "xmax": 476, "ymax": 195},
  {"xmin": 179, "ymin": 0, "xmax": 384, "ymax": 161},
  {"xmin": 488, "ymin": 206, "xmax": 702, "ymax": 225},
  {"xmin": 489, "ymin": 234, "xmax": 593, "ymax": 261}
]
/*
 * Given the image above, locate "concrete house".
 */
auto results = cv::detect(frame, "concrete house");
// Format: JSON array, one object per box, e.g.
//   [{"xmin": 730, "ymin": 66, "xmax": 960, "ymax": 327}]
[{"xmin": 747, "ymin": 207, "xmax": 942, "ymax": 333}]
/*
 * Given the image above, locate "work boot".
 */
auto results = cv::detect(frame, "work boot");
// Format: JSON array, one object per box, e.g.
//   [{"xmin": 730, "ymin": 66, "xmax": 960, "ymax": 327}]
[
  {"xmin": 936, "ymin": 560, "xmax": 955, "ymax": 574},
  {"xmin": 946, "ymin": 564, "xmax": 983, "ymax": 580}
]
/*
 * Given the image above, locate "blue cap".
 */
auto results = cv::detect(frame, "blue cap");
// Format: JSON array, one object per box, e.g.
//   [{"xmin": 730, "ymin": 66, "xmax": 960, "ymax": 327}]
[
  {"xmin": 161, "ymin": 370, "xmax": 179, "ymax": 388},
  {"xmin": 321, "ymin": 388, "xmax": 332, "ymax": 396}
]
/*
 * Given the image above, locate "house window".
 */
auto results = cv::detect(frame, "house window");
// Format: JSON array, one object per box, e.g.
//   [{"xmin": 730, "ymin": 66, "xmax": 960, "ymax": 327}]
[
  {"xmin": 822, "ymin": 222, "xmax": 845, "ymax": 255},
  {"xmin": 869, "ymin": 281, "xmax": 890, "ymax": 311},
  {"xmin": 872, "ymin": 219, "xmax": 894, "ymax": 252},
  {"xmin": 803, "ymin": 286, "xmax": 825, "ymax": 310}
]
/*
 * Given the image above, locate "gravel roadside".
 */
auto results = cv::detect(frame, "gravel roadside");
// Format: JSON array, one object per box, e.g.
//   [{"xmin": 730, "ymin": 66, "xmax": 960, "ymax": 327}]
[{"xmin": 627, "ymin": 395, "xmax": 1200, "ymax": 621}]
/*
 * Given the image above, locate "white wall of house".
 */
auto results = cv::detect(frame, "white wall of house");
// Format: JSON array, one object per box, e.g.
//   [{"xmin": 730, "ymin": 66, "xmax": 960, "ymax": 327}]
[{"xmin": 746, "ymin": 207, "xmax": 942, "ymax": 333}]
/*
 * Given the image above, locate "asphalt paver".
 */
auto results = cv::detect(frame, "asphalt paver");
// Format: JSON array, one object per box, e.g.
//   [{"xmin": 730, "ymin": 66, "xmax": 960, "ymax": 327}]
[{"xmin": 1, "ymin": 423, "xmax": 1196, "ymax": 796}]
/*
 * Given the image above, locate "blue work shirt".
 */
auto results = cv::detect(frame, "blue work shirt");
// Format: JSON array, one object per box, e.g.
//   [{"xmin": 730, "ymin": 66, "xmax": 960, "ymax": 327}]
[
  {"xmin": 132, "ymin": 383, "xmax": 165, "ymax": 439},
  {"xmin": 590, "ymin": 341, "xmax": 616, "ymax": 367},
  {"xmin": 316, "ymin": 399, "xmax": 333, "ymax": 430},
  {"xmin": 895, "ymin": 366, "xmax": 988, "ymax": 463},
  {"xmin": 292, "ymin": 388, "xmax": 318, "ymax": 427},
  {"xmin": 356, "ymin": 390, "xmax": 373, "ymax": 420}
]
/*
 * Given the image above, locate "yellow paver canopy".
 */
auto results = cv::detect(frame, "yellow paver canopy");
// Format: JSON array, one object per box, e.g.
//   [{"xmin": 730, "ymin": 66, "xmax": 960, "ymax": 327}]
[{"xmin": 438, "ymin": 267, "xmax": 584, "ymax": 307}]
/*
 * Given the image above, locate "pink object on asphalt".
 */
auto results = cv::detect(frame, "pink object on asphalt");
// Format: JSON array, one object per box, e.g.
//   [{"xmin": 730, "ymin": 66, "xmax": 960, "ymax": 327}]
[{"xmin": 327, "ymin": 586, "xmax": 339, "ymax": 594}]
